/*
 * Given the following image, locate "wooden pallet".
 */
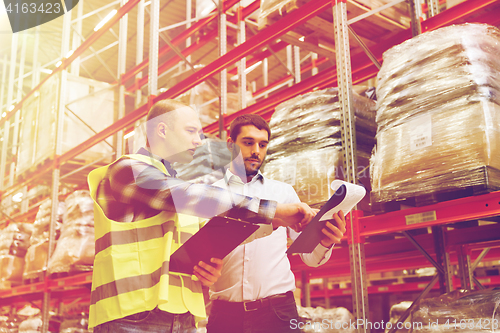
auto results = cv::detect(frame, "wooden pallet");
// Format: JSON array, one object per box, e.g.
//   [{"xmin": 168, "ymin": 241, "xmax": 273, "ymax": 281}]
[
  {"xmin": 370, "ymin": 166, "xmax": 500, "ymax": 215},
  {"xmin": 22, "ymin": 271, "xmax": 45, "ymax": 285},
  {"xmin": 0, "ymin": 280, "xmax": 22, "ymax": 290}
]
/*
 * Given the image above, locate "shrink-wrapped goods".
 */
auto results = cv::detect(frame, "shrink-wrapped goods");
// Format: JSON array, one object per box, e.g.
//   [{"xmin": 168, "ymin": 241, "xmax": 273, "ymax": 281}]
[
  {"xmin": 47, "ymin": 191, "xmax": 95, "ymax": 274},
  {"xmin": 0, "ymin": 223, "xmax": 33, "ymax": 283},
  {"xmin": 409, "ymin": 288, "xmax": 500, "ymax": 332},
  {"xmin": 23, "ymin": 200, "xmax": 65, "ymax": 279},
  {"xmin": 264, "ymin": 88, "xmax": 376, "ymax": 207},
  {"xmin": 295, "ymin": 306, "xmax": 356, "ymax": 333},
  {"xmin": 385, "ymin": 301, "xmax": 412, "ymax": 333},
  {"xmin": 17, "ymin": 317, "xmax": 42, "ymax": 333},
  {"xmin": 371, "ymin": 24, "xmax": 500, "ymax": 205}
]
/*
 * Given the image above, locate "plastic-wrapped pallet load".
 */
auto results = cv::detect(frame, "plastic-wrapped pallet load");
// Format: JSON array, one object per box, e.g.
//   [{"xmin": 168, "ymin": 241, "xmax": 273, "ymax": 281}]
[
  {"xmin": 23, "ymin": 200, "xmax": 65, "ymax": 279},
  {"xmin": 409, "ymin": 288, "xmax": 500, "ymax": 332},
  {"xmin": 371, "ymin": 23, "xmax": 500, "ymax": 207},
  {"xmin": 264, "ymin": 88, "xmax": 376, "ymax": 207},
  {"xmin": 0, "ymin": 223, "xmax": 33, "ymax": 285},
  {"xmin": 295, "ymin": 305, "xmax": 356, "ymax": 333},
  {"xmin": 385, "ymin": 301, "xmax": 412, "ymax": 333},
  {"xmin": 47, "ymin": 190, "xmax": 95, "ymax": 274}
]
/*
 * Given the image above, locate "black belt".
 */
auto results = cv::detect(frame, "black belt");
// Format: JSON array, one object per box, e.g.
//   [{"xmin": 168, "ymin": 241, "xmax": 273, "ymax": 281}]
[{"xmin": 214, "ymin": 291, "xmax": 294, "ymax": 312}]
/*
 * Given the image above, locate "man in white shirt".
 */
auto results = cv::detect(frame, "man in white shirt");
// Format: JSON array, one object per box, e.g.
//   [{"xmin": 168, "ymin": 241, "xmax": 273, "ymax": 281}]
[{"xmin": 207, "ymin": 114, "xmax": 346, "ymax": 333}]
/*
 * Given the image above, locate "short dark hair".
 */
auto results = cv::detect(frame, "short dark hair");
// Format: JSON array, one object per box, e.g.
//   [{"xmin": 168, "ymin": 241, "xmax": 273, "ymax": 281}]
[
  {"xmin": 146, "ymin": 99, "xmax": 188, "ymax": 141},
  {"xmin": 229, "ymin": 114, "xmax": 271, "ymax": 141}
]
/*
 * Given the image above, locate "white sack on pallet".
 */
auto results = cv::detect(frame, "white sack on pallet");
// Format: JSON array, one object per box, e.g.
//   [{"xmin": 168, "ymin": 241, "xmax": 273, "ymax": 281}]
[
  {"xmin": 23, "ymin": 200, "xmax": 65, "ymax": 279},
  {"xmin": 48, "ymin": 190, "xmax": 95, "ymax": 274}
]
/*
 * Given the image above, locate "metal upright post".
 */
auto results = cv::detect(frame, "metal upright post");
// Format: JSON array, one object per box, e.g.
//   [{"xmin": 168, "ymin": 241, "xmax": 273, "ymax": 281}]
[
  {"xmin": 71, "ymin": 0, "xmax": 84, "ymax": 75},
  {"xmin": 10, "ymin": 33, "xmax": 28, "ymax": 187},
  {"xmin": 218, "ymin": 0, "xmax": 227, "ymax": 139},
  {"xmin": 302, "ymin": 271, "xmax": 311, "ymax": 308},
  {"xmin": 293, "ymin": 46, "xmax": 301, "ymax": 83},
  {"xmin": 262, "ymin": 58, "xmax": 268, "ymax": 99},
  {"xmin": 286, "ymin": 45, "xmax": 293, "ymax": 87},
  {"xmin": 408, "ymin": 0, "xmax": 422, "ymax": 36},
  {"xmin": 457, "ymin": 245, "xmax": 472, "ymax": 290},
  {"xmin": 32, "ymin": 27, "xmax": 40, "ymax": 89},
  {"xmin": 323, "ymin": 278, "xmax": 330, "ymax": 308},
  {"xmin": 237, "ymin": 4, "xmax": 247, "ymax": 110},
  {"xmin": 148, "ymin": 0, "xmax": 160, "ymax": 96},
  {"xmin": 427, "ymin": 0, "xmax": 439, "ymax": 18},
  {"xmin": 0, "ymin": 55, "xmax": 6, "ymax": 110},
  {"xmin": 311, "ymin": 52, "xmax": 318, "ymax": 76},
  {"xmin": 1, "ymin": 34, "xmax": 18, "ymax": 191},
  {"xmin": 42, "ymin": 10, "xmax": 71, "ymax": 333},
  {"xmin": 136, "ymin": 0, "xmax": 144, "ymax": 108},
  {"xmin": 185, "ymin": 0, "xmax": 192, "ymax": 67},
  {"xmin": 432, "ymin": 226, "xmax": 453, "ymax": 293},
  {"xmin": 333, "ymin": 0, "xmax": 369, "ymax": 331},
  {"xmin": 116, "ymin": 0, "xmax": 128, "ymax": 157}
]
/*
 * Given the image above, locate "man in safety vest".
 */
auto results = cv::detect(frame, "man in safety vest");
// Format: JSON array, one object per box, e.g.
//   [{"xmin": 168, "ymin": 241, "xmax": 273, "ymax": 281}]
[{"xmin": 88, "ymin": 99, "xmax": 318, "ymax": 333}]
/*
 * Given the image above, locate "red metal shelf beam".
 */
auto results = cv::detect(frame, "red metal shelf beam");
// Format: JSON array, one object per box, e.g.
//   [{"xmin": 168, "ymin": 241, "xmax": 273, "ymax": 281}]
[
  {"xmin": 310, "ymin": 275, "xmax": 500, "ymax": 298},
  {"xmin": 360, "ymin": 191, "xmax": 500, "ymax": 236}
]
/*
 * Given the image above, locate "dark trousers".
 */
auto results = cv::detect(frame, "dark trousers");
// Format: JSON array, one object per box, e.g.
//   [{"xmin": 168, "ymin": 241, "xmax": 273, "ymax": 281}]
[
  {"xmin": 93, "ymin": 308, "xmax": 196, "ymax": 333},
  {"xmin": 207, "ymin": 291, "xmax": 299, "ymax": 333}
]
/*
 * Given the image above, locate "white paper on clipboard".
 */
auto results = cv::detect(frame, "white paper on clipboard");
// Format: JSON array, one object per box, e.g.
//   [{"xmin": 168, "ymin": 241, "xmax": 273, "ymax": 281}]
[{"xmin": 319, "ymin": 180, "xmax": 366, "ymax": 221}]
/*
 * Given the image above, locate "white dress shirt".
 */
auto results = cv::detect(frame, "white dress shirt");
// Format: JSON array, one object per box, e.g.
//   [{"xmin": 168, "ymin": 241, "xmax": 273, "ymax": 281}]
[{"xmin": 209, "ymin": 169, "xmax": 333, "ymax": 302}]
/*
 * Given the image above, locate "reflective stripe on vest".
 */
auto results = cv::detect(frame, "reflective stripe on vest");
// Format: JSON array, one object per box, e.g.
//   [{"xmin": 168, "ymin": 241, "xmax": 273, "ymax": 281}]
[{"xmin": 87, "ymin": 154, "xmax": 205, "ymax": 328}]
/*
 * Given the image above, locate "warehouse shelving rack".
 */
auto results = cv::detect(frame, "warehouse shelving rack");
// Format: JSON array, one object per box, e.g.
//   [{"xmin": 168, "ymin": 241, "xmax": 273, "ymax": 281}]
[{"xmin": 1, "ymin": 0, "xmax": 500, "ymax": 332}]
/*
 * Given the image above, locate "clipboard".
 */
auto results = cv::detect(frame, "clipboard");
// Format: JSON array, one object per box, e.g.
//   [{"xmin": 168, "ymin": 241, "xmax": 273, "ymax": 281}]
[
  {"xmin": 286, "ymin": 180, "xmax": 366, "ymax": 254},
  {"xmin": 169, "ymin": 216, "xmax": 260, "ymax": 275}
]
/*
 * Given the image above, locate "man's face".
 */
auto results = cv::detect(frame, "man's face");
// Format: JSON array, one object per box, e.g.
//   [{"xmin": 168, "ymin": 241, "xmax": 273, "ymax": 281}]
[
  {"xmin": 230, "ymin": 125, "xmax": 269, "ymax": 176},
  {"xmin": 161, "ymin": 106, "xmax": 203, "ymax": 164}
]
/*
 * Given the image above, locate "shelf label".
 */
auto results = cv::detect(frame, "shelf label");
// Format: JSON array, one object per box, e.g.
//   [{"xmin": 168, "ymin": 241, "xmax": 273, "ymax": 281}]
[
  {"xmin": 418, "ymin": 283, "xmax": 428, "ymax": 289},
  {"xmin": 58, "ymin": 281, "xmax": 65, "ymax": 286},
  {"xmin": 86, "ymin": 274, "xmax": 92, "ymax": 281},
  {"xmin": 479, "ymin": 278, "xmax": 491, "ymax": 284},
  {"xmin": 409, "ymin": 115, "xmax": 432, "ymax": 151},
  {"xmin": 378, "ymin": 287, "xmax": 388, "ymax": 292},
  {"xmin": 405, "ymin": 211, "xmax": 437, "ymax": 225},
  {"xmin": 342, "ymin": 290, "xmax": 351, "ymax": 295}
]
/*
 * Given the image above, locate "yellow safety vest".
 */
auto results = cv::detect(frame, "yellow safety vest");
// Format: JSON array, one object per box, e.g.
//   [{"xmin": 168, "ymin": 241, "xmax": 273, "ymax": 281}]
[{"xmin": 87, "ymin": 154, "xmax": 206, "ymax": 328}]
